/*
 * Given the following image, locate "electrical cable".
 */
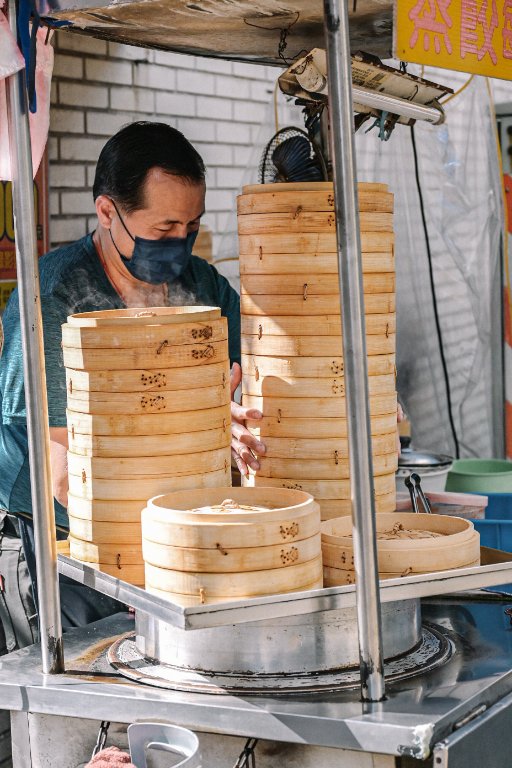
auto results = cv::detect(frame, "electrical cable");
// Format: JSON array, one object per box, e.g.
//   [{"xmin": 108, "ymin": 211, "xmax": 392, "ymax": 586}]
[
  {"xmin": 440, "ymin": 75, "xmax": 475, "ymax": 106},
  {"xmin": 410, "ymin": 124, "xmax": 460, "ymax": 458}
]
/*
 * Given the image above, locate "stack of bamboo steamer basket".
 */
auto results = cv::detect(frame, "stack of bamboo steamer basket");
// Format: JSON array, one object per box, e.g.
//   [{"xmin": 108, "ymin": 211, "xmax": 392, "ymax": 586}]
[
  {"xmin": 322, "ymin": 513, "xmax": 480, "ymax": 586},
  {"xmin": 238, "ymin": 181, "xmax": 398, "ymax": 520},
  {"xmin": 62, "ymin": 306, "xmax": 232, "ymax": 585},
  {"xmin": 141, "ymin": 487, "xmax": 322, "ymax": 605}
]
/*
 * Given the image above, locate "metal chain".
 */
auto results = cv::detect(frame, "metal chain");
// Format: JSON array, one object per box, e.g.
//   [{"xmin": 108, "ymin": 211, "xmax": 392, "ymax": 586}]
[
  {"xmin": 233, "ymin": 738, "xmax": 258, "ymax": 768},
  {"xmin": 91, "ymin": 721, "xmax": 111, "ymax": 759}
]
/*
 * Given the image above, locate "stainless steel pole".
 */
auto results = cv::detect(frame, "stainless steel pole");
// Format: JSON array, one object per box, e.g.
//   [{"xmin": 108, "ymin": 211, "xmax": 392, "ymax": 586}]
[
  {"xmin": 6, "ymin": 0, "xmax": 64, "ymax": 673},
  {"xmin": 323, "ymin": 0, "xmax": 385, "ymax": 701}
]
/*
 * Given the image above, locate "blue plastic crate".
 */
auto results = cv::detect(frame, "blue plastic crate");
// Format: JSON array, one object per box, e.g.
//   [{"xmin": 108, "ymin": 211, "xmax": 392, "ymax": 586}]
[
  {"xmin": 482, "ymin": 492, "xmax": 512, "ymax": 520},
  {"xmin": 471, "ymin": 507, "xmax": 512, "ymax": 593}
]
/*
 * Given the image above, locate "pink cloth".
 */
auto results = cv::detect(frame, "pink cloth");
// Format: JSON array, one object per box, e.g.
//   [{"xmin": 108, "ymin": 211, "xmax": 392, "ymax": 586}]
[{"xmin": 85, "ymin": 746, "xmax": 137, "ymax": 768}]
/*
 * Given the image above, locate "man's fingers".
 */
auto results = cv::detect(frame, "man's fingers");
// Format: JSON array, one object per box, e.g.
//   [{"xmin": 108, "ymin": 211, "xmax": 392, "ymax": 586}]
[
  {"xmin": 230, "ymin": 362, "xmax": 242, "ymax": 399},
  {"xmin": 231, "ymin": 446, "xmax": 248, "ymax": 476},
  {"xmin": 231, "ymin": 421, "xmax": 266, "ymax": 452},
  {"xmin": 231, "ymin": 400, "xmax": 262, "ymax": 423},
  {"xmin": 231, "ymin": 438, "xmax": 260, "ymax": 471}
]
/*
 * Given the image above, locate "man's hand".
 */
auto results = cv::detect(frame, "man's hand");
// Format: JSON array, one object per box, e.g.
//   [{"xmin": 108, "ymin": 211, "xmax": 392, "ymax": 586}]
[
  {"xmin": 50, "ymin": 427, "xmax": 69, "ymax": 507},
  {"xmin": 230, "ymin": 362, "xmax": 266, "ymax": 476}
]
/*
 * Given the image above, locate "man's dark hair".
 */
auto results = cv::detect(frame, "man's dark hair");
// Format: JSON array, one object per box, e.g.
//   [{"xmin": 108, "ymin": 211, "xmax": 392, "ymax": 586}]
[{"xmin": 93, "ymin": 121, "xmax": 205, "ymax": 212}]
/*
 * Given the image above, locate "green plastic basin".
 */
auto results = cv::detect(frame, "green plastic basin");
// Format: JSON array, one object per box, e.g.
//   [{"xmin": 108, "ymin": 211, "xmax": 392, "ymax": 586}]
[{"xmin": 446, "ymin": 459, "xmax": 512, "ymax": 493}]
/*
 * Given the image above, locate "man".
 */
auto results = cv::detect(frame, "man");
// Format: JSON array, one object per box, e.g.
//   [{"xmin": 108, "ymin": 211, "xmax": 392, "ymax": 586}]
[{"xmin": 0, "ymin": 121, "xmax": 265, "ymax": 630}]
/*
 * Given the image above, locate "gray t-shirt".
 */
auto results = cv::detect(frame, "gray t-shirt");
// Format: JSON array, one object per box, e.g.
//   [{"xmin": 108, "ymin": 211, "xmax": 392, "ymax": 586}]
[{"xmin": 0, "ymin": 233, "xmax": 240, "ymax": 529}]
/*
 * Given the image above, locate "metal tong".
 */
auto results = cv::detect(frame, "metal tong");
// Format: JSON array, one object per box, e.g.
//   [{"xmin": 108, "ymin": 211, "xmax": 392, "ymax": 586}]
[{"xmin": 404, "ymin": 472, "xmax": 432, "ymax": 514}]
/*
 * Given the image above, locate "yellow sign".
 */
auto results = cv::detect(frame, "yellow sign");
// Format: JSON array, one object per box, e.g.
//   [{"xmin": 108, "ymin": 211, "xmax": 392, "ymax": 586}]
[
  {"xmin": 0, "ymin": 281, "xmax": 16, "ymax": 313},
  {"xmin": 395, "ymin": 0, "xmax": 512, "ymax": 81}
]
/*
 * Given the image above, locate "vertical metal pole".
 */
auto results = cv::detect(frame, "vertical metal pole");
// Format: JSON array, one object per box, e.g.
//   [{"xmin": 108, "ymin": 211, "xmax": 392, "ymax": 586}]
[
  {"xmin": 323, "ymin": 0, "xmax": 385, "ymax": 701},
  {"xmin": 6, "ymin": 0, "xmax": 64, "ymax": 673}
]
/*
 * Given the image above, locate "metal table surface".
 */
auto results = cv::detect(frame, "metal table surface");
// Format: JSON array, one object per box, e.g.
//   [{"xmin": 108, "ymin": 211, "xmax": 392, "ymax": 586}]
[{"xmin": 2, "ymin": 597, "xmax": 512, "ymax": 760}]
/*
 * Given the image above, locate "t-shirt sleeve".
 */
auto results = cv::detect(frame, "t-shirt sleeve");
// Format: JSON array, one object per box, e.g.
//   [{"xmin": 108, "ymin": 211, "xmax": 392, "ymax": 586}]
[
  {"xmin": 1, "ymin": 294, "xmax": 69, "ymax": 427},
  {"xmin": 213, "ymin": 268, "xmax": 241, "ymax": 367}
]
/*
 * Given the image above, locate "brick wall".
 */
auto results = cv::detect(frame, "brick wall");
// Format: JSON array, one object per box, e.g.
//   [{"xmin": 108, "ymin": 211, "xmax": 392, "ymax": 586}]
[{"xmin": 48, "ymin": 34, "xmax": 283, "ymax": 260}]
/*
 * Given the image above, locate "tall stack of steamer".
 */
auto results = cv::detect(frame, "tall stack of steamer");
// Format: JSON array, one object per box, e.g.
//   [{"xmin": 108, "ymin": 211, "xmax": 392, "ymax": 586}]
[
  {"xmin": 62, "ymin": 306, "xmax": 232, "ymax": 585},
  {"xmin": 238, "ymin": 181, "xmax": 398, "ymax": 521}
]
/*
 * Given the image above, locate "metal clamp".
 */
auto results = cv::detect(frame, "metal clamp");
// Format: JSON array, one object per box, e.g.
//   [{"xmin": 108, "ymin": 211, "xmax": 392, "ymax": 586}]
[
  {"xmin": 233, "ymin": 738, "xmax": 258, "ymax": 768},
  {"xmin": 404, "ymin": 472, "xmax": 432, "ymax": 514},
  {"xmin": 91, "ymin": 721, "xmax": 110, "ymax": 759}
]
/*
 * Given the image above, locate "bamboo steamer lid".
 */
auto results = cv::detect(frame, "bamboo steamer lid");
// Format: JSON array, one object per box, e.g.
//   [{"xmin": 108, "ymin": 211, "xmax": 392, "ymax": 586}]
[
  {"xmin": 322, "ymin": 531, "xmax": 481, "ymax": 574},
  {"xmin": 239, "ymin": 252, "xmax": 394, "ymax": 275},
  {"xmin": 243, "ymin": 473, "xmax": 396, "ymax": 499},
  {"xmin": 67, "ymin": 494, "xmax": 146, "ymax": 523},
  {"xmin": 244, "ymin": 354, "xmax": 396, "ymax": 379},
  {"xmin": 240, "ymin": 273, "xmax": 395, "ymax": 296},
  {"xmin": 242, "ymin": 393, "xmax": 397, "ymax": 419},
  {"xmin": 62, "ymin": 317, "xmax": 227, "ymax": 350},
  {"xmin": 237, "ymin": 211, "xmax": 394, "ymax": 235},
  {"xmin": 257, "ymin": 433, "xmax": 397, "ymax": 459},
  {"xmin": 242, "ymin": 373, "xmax": 396, "ymax": 399},
  {"xmin": 240, "ymin": 293, "xmax": 396, "ymax": 316},
  {"xmin": 247, "ymin": 413, "xmax": 397, "ymax": 440},
  {"xmin": 67, "ymin": 446, "xmax": 232, "ymax": 480},
  {"xmin": 66, "ymin": 383, "xmax": 230, "ymax": 415},
  {"xmin": 241, "ymin": 313, "xmax": 396, "ymax": 337},
  {"xmin": 66, "ymin": 403, "xmax": 231, "ymax": 436},
  {"xmin": 318, "ymin": 492, "xmax": 397, "ymax": 519},
  {"xmin": 63, "ymin": 339, "xmax": 228, "ymax": 371},
  {"xmin": 142, "ymin": 533, "xmax": 321, "ymax": 573},
  {"xmin": 144, "ymin": 555, "xmax": 323, "ymax": 598},
  {"xmin": 253, "ymin": 453, "xmax": 398, "ymax": 481},
  {"xmin": 69, "ymin": 536, "xmax": 142, "ymax": 564},
  {"xmin": 238, "ymin": 183, "xmax": 393, "ymax": 215},
  {"xmin": 68, "ymin": 426, "xmax": 230, "ymax": 459},
  {"xmin": 68, "ymin": 465, "xmax": 231, "ymax": 501},
  {"xmin": 66, "ymin": 361, "xmax": 228, "ymax": 394},
  {"xmin": 238, "ymin": 232, "xmax": 394, "ymax": 255},
  {"xmin": 241, "ymin": 333, "xmax": 395, "ymax": 357},
  {"xmin": 67, "ymin": 305, "xmax": 221, "ymax": 327},
  {"xmin": 69, "ymin": 515, "xmax": 142, "ymax": 545},
  {"xmin": 146, "ymin": 581, "xmax": 322, "ymax": 606}
]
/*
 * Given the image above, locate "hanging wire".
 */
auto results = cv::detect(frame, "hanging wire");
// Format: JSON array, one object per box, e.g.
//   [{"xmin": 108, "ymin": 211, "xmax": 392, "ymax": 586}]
[
  {"xmin": 440, "ymin": 74, "xmax": 475, "ymax": 105},
  {"xmin": 273, "ymin": 78, "xmax": 280, "ymax": 134},
  {"xmin": 410, "ymin": 124, "xmax": 460, "ymax": 458}
]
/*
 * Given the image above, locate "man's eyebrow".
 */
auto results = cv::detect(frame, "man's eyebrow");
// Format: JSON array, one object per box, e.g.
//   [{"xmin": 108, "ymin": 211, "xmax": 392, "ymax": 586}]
[{"xmin": 157, "ymin": 209, "xmax": 206, "ymax": 225}]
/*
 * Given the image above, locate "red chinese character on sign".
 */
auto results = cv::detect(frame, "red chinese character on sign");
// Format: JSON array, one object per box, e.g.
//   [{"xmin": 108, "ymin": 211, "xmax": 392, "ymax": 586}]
[
  {"xmin": 504, "ymin": 0, "xmax": 512, "ymax": 59},
  {"xmin": 460, "ymin": 0, "xmax": 499, "ymax": 64},
  {"xmin": 409, "ymin": 0, "xmax": 454, "ymax": 54}
]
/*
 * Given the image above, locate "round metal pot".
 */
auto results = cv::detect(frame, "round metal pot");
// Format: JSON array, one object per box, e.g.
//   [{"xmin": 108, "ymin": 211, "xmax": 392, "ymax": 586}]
[{"xmin": 134, "ymin": 599, "xmax": 421, "ymax": 676}]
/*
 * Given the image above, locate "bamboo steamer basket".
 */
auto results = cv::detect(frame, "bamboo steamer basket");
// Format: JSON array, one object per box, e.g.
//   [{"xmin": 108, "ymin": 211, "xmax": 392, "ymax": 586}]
[
  {"xmin": 240, "ymin": 273, "xmax": 395, "ymax": 296},
  {"xmin": 244, "ymin": 354, "xmax": 396, "ymax": 379},
  {"xmin": 66, "ymin": 306, "xmax": 221, "ymax": 327},
  {"xmin": 241, "ymin": 313, "xmax": 396, "ymax": 337},
  {"xmin": 241, "ymin": 333, "xmax": 395, "ymax": 357},
  {"xmin": 243, "ymin": 473, "xmax": 396, "ymax": 499},
  {"xmin": 67, "ymin": 447, "xmax": 232, "ymax": 480},
  {"xmin": 254, "ymin": 453, "xmax": 398, "ymax": 481},
  {"xmin": 68, "ymin": 515, "xmax": 142, "ymax": 545},
  {"xmin": 240, "ymin": 292, "xmax": 396, "ymax": 316},
  {"xmin": 239, "ymin": 252, "xmax": 394, "ymax": 275},
  {"xmin": 321, "ymin": 514, "xmax": 480, "ymax": 582},
  {"xmin": 66, "ymin": 383, "xmax": 230, "ymax": 415},
  {"xmin": 63, "ymin": 338, "xmax": 228, "ymax": 371},
  {"xmin": 144, "ymin": 557, "xmax": 323, "ymax": 599},
  {"xmin": 237, "ymin": 183, "xmax": 393, "ymax": 215},
  {"xmin": 145, "ymin": 582, "xmax": 322, "ymax": 607},
  {"xmin": 238, "ymin": 232, "xmax": 394, "ymax": 255},
  {"xmin": 66, "ymin": 361, "xmax": 228, "ymax": 394},
  {"xmin": 242, "ymin": 393, "xmax": 397, "ymax": 419},
  {"xmin": 238, "ymin": 211, "xmax": 394, "ymax": 235},
  {"xmin": 68, "ymin": 426, "xmax": 230, "ymax": 458},
  {"xmin": 69, "ymin": 536, "xmax": 143, "ymax": 565},
  {"xmin": 247, "ymin": 413, "xmax": 397, "ymax": 439},
  {"xmin": 242, "ymin": 373, "xmax": 396, "ymax": 399},
  {"xmin": 254, "ymin": 433, "xmax": 397, "ymax": 459},
  {"xmin": 66, "ymin": 403, "xmax": 231, "ymax": 436},
  {"xmin": 62, "ymin": 317, "xmax": 226, "ymax": 349},
  {"xmin": 318, "ymin": 492, "xmax": 397, "ymax": 520},
  {"xmin": 67, "ymin": 494, "xmax": 146, "ymax": 523},
  {"xmin": 142, "ymin": 533, "xmax": 321, "ymax": 573},
  {"xmin": 142, "ymin": 487, "xmax": 320, "ymax": 549},
  {"xmin": 69, "ymin": 465, "xmax": 231, "ymax": 501}
]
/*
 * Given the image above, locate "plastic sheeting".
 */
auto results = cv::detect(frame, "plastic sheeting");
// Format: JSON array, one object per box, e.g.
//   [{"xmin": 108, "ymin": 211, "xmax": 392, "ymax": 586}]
[{"xmin": 355, "ymin": 72, "xmax": 505, "ymax": 459}]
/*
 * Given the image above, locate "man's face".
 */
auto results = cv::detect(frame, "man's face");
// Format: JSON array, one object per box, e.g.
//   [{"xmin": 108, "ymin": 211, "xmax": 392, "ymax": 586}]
[{"xmin": 105, "ymin": 167, "xmax": 206, "ymax": 259}]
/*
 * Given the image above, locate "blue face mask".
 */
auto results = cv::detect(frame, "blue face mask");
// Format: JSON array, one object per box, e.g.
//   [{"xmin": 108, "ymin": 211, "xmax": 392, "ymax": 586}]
[{"xmin": 109, "ymin": 202, "xmax": 198, "ymax": 285}]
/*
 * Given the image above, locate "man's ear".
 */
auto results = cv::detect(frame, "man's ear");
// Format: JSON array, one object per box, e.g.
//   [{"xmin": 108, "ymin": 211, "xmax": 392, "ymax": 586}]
[{"xmin": 95, "ymin": 195, "xmax": 116, "ymax": 229}]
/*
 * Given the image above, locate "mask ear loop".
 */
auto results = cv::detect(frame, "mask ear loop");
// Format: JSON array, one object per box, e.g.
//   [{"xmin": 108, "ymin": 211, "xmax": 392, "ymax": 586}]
[{"xmin": 108, "ymin": 198, "xmax": 135, "ymax": 259}]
